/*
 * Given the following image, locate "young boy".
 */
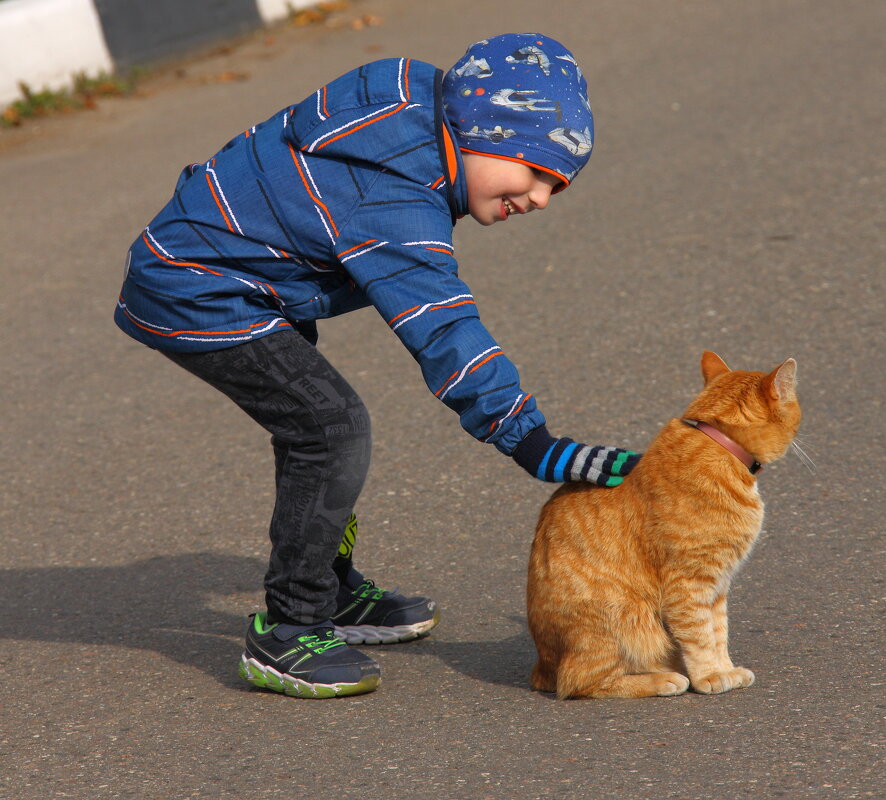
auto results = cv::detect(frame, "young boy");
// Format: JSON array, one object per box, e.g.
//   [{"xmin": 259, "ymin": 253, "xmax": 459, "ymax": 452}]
[{"xmin": 115, "ymin": 33, "xmax": 638, "ymax": 698}]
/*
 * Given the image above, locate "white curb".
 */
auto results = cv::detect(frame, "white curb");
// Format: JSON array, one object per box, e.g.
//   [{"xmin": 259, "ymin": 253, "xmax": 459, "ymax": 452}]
[
  {"xmin": 0, "ymin": 0, "xmax": 323, "ymax": 108},
  {"xmin": 0, "ymin": 0, "xmax": 113, "ymax": 105},
  {"xmin": 255, "ymin": 0, "xmax": 309, "ymax": 25}
]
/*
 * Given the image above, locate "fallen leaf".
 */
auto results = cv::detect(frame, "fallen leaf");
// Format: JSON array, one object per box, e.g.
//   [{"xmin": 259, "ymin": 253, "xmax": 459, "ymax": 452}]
[
  {"xmin": 216, "ymin": 71, "xmax": 250, "ymax": 83},
  {"xmin": 292, "ymin": 9, "xmax": 325, "ymax": 25},
  {"xmin": 2, "ymin": 107, "xmax": 22, "ymax": 126}
]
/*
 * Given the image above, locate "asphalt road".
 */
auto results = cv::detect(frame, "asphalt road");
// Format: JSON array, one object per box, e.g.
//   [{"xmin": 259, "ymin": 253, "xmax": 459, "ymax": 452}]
[{"xmin": 1, "ymin": 1, "xmax": 883, "ymax": 798}]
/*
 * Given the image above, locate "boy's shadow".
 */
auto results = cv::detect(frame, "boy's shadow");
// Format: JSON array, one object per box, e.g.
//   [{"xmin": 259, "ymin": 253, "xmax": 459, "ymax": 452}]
[
  {"xmin": 0, "ymin": 555, "xmax": 536, "ymax": 691},
  {"xmin": 0, "ymin": 554, "xmax": 261, "ymax": 689}
]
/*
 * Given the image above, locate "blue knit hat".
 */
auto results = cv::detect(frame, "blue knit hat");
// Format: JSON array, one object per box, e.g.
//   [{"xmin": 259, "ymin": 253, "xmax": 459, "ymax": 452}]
[{"xmin": 443, "ymin": 33, "xmax": 594, "ymax": 191}]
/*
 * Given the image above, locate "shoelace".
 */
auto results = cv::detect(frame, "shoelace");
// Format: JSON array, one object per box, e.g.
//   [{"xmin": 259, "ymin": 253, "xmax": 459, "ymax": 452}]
[
  {"xmin": 298, "ymin": 628, "xmax": 346, "ymax": 653},
  {"xmin": 356, "ymin": 580, "xmax": 390, "ymax": 602}
]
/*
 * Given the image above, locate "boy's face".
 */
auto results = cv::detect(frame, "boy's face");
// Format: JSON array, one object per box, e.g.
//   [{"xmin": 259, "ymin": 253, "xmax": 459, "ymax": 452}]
[{"xmin": 462, "ymin": 154, "xmax": 562, "ymax": 226}]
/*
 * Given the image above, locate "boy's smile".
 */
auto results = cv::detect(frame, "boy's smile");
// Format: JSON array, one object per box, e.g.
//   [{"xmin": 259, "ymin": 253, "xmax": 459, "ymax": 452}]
[{"xmin": 462, "ymin": 153, "xmax": 563, "ymax": 226}]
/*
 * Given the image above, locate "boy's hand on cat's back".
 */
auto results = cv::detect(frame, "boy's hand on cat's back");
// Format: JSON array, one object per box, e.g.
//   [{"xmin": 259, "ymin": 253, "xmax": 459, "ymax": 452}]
[{"xmin": 512, "ymin": 425, "xmax": 640, "ymax": 485}]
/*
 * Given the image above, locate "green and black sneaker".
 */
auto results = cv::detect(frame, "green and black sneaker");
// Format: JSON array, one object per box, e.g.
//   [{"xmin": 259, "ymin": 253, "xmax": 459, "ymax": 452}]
[
  {"xmin": 239, "ymin": 612, "xmax": 380, "ymax": 698},
  {"xmin": 332, "ymin": 565, "xmax": 440, "ymax": 645}
]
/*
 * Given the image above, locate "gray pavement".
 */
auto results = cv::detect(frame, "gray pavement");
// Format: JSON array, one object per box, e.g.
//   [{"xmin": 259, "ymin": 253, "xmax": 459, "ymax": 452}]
[{"xmin": 1, "ymin": 1, "xmax": 883, "ymax": 798}]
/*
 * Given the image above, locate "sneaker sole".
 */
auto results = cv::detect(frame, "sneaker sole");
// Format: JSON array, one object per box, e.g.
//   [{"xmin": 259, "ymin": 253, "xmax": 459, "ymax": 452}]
[
  {"xmin": 333, "ymin": 612, "xmax": 440, "ymax": 645},
  {"xmin": 238, "ymin": 654, "xmax": 379, "ymax": 698}
]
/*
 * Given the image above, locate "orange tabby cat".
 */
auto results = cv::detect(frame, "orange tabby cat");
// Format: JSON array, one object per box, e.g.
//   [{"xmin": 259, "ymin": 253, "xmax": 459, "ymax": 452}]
[{"xmin": 527, "ymin": 352, "xmax": 801, "ymax": 699}]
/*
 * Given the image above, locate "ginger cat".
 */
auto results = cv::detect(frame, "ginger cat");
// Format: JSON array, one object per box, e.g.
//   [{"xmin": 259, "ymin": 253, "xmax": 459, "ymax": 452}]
[{"xmin": 527, "ymin": 352, "xmax": 801, "ymax": 699}]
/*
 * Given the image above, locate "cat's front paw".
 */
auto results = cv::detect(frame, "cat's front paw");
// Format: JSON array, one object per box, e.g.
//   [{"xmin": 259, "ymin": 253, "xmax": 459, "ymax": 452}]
[
  {"xmin": 692, "ymin": 667, "xmax": 755, "ymax": 694},
  {"xmin": 653, "ymin": 672, "xmax": 690, "ymax": 696}
]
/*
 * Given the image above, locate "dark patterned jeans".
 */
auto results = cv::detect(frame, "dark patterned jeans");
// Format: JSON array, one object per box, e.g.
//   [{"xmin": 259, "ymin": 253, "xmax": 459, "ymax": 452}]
[{"xmin": 164, "ymin": 329, "xmax": 371, "ymax": 625}]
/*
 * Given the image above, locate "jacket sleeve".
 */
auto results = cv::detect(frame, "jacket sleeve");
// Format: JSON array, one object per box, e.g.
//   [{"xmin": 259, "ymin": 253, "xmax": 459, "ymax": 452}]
[{"xmin": 334, "ymin": 177, "xmax": 545, "ymax": 455}]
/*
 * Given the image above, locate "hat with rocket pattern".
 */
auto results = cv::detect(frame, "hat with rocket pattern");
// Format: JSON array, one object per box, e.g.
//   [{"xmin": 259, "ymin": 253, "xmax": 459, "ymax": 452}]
[{"xmin": 443, "ymin": 33, "xmax": 594, "ymax": 190}]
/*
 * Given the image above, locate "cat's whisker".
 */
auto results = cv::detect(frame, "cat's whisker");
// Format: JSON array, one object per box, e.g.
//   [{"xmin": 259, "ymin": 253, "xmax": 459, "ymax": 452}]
[
  {"xmin": 790, "ymin": 440, "xmax": 817, "ymax": 473},
  {"xmin": 792, "ymin": 436, "xmax": 818, "ymax": 454}
]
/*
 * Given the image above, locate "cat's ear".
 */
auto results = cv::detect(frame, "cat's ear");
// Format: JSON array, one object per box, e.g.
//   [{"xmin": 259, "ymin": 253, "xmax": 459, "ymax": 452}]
[
  {"xmin": 701, "ymin": 351, "xmax": 731, "ymax": 385},
  {"xmin": 765, "ymin": 358, "xmax": 798, "ymax": 402}
]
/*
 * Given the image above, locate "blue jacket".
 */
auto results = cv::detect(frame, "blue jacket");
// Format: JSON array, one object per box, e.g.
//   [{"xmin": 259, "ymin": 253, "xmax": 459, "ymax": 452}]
[{"xmin": 115, "ymin": 58, "xmax": 546, "ymax": 456}]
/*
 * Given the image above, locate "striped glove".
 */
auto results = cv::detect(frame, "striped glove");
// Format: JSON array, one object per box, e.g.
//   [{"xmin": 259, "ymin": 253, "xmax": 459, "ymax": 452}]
[{"xmin": 512, "ymin": 425, "xmax": 640, "ymax": 486}]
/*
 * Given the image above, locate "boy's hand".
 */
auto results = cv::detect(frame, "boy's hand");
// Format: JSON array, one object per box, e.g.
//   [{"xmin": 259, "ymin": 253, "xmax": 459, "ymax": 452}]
[{"xmin": 512, "ymin": 425, "xmax": 640, "ymax": 486}]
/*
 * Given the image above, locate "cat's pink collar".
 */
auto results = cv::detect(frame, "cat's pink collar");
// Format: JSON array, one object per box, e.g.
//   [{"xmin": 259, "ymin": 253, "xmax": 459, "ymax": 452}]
[{"xmin": 681, "ymin": 419, "xmax": 763, "ymax": 475}]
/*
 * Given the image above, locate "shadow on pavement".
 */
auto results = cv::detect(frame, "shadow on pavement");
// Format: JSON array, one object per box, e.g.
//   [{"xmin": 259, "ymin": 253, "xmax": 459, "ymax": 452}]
[
  {"xmin": 408, "ymin": 616, "xmax": 539, "ymax": 693},
  {"xmin": 0, "ymin": 555, "xmax": 536, "ymax": 691},
  {"xmin": 0, "ymin": 553, "xmax": 262, "ymax": 689}
]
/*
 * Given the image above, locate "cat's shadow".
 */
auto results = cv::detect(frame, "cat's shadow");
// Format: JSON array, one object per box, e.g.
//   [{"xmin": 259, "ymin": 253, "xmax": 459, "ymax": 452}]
[
  {"xmin": 0, "ymin": 555, "xmax": 535, "ymax": 692},
  {"xmin": 407, "ymin": 618, "xmax": 538, "ymax": 691}
]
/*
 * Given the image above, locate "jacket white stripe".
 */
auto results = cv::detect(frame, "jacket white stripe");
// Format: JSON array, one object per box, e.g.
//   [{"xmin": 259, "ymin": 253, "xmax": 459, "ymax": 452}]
[
  {"xmin": 391, "ymin": 293, "xmax": 473, "ymax": 332},
  {"xmin": 207, "ymin": 166, "xmax": 244, "ymax": 235},
  {"xmin": 297, "ymin": 150, "xmax": 324, "ymax": 198},
  {"xmin": 486, "ymin": 393, "xmax": 525, "ymax": 439},
  {"xmin": 117, "ymin": 299, "xmax": 173, "ymax": 331},
  {"xmin": 178, "ymin": 318, "xmax": 290, "ymax": 343},
  {"xmin": 306, "ymin": 103, "xmax": 402, "ymax": 152},
  {"xmin": 439, "ymin": 345, "xmax": 501, "ymax": 401},
  {"xmin": 144, "ymin": 226, "xmax": 176, "ymax": 260},
  {"xmin": 314, "ymin": 207, "xmax": 335, "ymax": 244},
  {"xmin": 340, "ymin": 241, "xmax": 389, "ymax": 263},
  {"xmin": 402, "ymin": 241, "xmax": 453, "ymax": 249},
  {"xmin": 397, "ymin": 57, "xmax": 407, "ymax": 102}
]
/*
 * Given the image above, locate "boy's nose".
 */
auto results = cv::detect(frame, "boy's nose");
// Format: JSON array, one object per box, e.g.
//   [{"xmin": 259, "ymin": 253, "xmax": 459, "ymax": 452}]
[{"xmin": 529, "ymin": 186, "xmax": 552, "ymax": 211}]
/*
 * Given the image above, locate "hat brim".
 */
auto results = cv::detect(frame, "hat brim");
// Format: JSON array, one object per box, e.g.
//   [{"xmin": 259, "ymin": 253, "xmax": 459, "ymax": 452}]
[{"xmin": 459, "ymin": 147, "xmax": 570, "ymax": 194}]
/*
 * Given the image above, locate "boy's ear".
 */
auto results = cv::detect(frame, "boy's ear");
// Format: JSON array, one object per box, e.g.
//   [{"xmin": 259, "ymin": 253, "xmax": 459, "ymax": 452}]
[{"xmin": 701, "ymin": 351, "xmax": 731, "ymax": 385}]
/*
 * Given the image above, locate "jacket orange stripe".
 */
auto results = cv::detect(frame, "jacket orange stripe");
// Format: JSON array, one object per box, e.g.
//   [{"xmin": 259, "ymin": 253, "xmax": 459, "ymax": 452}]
[
  {"xmin": 338, "ymin": 239, "xmax": 378, "ymax": 259},
  {"xmin": 488, "ymin": 393, "xmax": 532, "ymax": 434},
  {"xmin": 205, "ymin": 173, "xmax": 236, "ymax": 233},
  {"xmin": 426, "ymin": 246, "xmax": 453, "ymax": 254},
  {"xmin": 388, "ymin": 304, "xmax": 421, "ymax": 326},
  {"xmin": 435, "ymin": 369, "xmax": 460, "ymax": 397},
  {"xmin": 430, "ymin": 176, "xmax": 445, "ymax": 190},
  {"xmin": 441, "ymin": 124, "xmax": 459, "ymax": 185},
  {"xmin": 322, "ymin": 84, "xmax": 329, "ymax": 117},
  {"xmin": 434, "ymin": 349, "xmax": 493, "ymax": 396},
  {"xmin": 143, "ymin": 233, "xmax": 280, "ymax": 298},
  {"xmin": 314, "ymin": 102, "xmax": 408, "ymax": 151},
  {"xmin": 141, "ymin": 233, "xmax": 223, "ymax": 276},
  {"xmin": 469, "ymin": 351, "xmax": 502, "ymax": 374},
  {"xmin": 403, "ymin": 57, "xmax": 411, "ymax": 100},
  {"xmin": 432, "ymin": 300, "xmax": 476, "ymax": 312},
  {"xmin": 287, "ymin": 142, "xmax": 339, "ymax": 237},
  {"xmin": 388, "ymin": 297, "xmax": 473, "ymax": 327},
  {"xmin": 122, "ymin": 307, "xmax": 291, "ymax": 339}
]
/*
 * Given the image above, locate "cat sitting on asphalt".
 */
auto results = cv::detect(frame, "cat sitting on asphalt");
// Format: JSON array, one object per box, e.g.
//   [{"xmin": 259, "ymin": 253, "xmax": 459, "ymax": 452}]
[{"xmin": 527, "ymin": 352, "xmax": 803, "ymax": 699}]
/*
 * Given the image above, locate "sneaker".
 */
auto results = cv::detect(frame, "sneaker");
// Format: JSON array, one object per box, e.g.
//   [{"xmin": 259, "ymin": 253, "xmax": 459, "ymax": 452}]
[
  {"xmin": 332, "ymin": 565, "xmax": 440, "ymax": 645},
  {"xmin": 239, "ymin": 612, "xmax": 380, "ymax": 698}
]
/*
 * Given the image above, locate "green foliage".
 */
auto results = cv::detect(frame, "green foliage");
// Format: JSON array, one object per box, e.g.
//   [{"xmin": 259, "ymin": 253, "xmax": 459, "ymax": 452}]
[{"xmin": 2, "ymin": 70, "xmax": 140, "ymax": 128}]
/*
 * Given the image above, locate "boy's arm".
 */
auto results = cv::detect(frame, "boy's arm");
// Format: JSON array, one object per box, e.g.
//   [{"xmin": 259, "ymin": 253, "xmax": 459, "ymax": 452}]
[
  {"xmin": 338, "ymin": 232, "xmax": 542, "ymax": 455},
  {"xmin": 335, "ymin": 192, "xmax": 638, "ymax": 484}
]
